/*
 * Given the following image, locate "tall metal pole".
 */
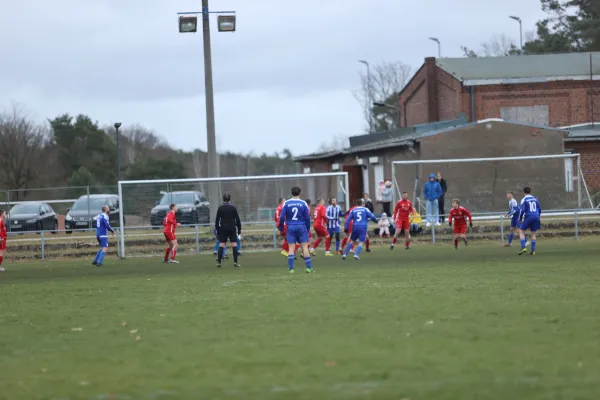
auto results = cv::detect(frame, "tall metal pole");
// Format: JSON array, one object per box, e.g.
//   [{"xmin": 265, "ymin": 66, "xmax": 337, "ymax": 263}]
[
  {"xmin": 428, "ymin": 37, "xmax": 441, "ymax": 58},
  {"xmin": 359, "ymin": 60, "xmax": 372, "ymax": 133},
  {"xmin": 116, "ymin": 126, "xmax": 120, "ymax": 183},
  {"xmin": 509, "ymin": 16, "xmax": 523, "ymax": 51},
  {"xmin": 202, "ymin": 0, "xmax": 218, "ymax": 179}
]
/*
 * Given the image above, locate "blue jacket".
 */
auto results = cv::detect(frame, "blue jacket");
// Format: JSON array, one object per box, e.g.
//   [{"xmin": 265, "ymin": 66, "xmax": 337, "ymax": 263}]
[{"xmin": 423, "ymin": 174, "xmax": 442, "ymax": 201}]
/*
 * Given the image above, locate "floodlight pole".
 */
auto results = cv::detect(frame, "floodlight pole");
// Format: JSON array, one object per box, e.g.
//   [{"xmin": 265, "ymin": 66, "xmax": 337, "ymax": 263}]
[
  {"xmin": 509, "ymin": 16, "xmax": 523, "ymax": 50},
  {"xmin": 178, "ymin": 1, "xmax": 236, "ymax": 220}
]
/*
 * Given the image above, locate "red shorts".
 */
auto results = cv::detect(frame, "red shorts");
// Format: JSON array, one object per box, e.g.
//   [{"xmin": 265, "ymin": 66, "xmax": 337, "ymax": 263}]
[
  {"xmin": 164, "ymin": 232, "xmax": 176, "ymax": 242},
  {"xmin": 314, "ymin": 226, "xmax": 328, "ymax": 237},
  {"xmin": 0, "ymin": 239, "xmax": 6, "ymax": 250},
  {"xmin": 346, "ymin": 221, "xmax": 353, "ymax": 233},
  {"xmin": 280, "ymin": 225, "xmax": 287, "ymax": 237},
  {"xmin": 396, "ymin": 219, "xmax": 410, "ymax": 231},
  {"xmin": 453, "ymin": 225, "xmax": 467, "ymax": 234}
]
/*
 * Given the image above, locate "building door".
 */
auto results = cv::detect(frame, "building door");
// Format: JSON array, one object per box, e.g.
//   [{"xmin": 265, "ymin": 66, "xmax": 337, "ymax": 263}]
[
  {"xmin": 564, "ymin": 152, "xmax": 574, "ymax": 192},
  {"xmin": 373, "ymin": 164, "xmax": 384, "ymax": 201},
  {"xmin": 343, "ymin": 165, "xmax": 363, "ymax": 207},
  {"xmin": 362, "ymin": 166, "xmax": 369, "ymax": 196}
]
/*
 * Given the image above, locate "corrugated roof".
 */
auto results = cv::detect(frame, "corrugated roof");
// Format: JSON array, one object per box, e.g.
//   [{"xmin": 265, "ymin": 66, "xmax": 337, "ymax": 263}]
[
  {"xmin": 436, "ymin": 52, "xmax": 600, "ymax": 85},
  {"xmin": 560, "ymin": 122, "xmax": 600, "ymax": 140}
]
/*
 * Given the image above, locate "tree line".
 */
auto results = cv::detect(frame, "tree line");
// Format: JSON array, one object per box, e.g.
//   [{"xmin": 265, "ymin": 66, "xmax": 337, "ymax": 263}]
[{"xmin": 0, "ymin": 105, "xmax": 298, "ymax": 199}]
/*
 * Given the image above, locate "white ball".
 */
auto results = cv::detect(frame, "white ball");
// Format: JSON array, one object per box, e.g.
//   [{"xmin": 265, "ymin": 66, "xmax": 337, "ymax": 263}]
[{"xmin": 485, "ymin": 123, "xmax": 492, "ymax": 130}]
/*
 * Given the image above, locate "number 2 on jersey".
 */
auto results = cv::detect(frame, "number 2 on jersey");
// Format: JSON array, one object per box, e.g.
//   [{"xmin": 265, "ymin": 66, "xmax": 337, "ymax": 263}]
[{"xmin": 291, "ymin": 207, "xmax": 299, "ymax": 220}]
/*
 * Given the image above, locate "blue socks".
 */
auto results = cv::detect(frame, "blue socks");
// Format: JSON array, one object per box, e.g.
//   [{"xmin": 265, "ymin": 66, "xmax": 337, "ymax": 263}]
[
  {"xmin": 97, "ymin": 250, "xmax": 106, "ymax": 264},
  {"xmin": 355, "ymin": 245, "xmax": 363, "ymax": 256},
  {"xmin": 287, "ymin": 254, "xmax": 295, "ymax": 270},
  {"xmin": 94, "ymin": 249, "xmax": 102, "ymax": 263},
  {"xmin": 531, "ymin": 240, "xmax": 536, "ymax": 252},
  {"xmin": 305, "ymin": 256, "xmax": 312, "ymax": 270},
  {"xmin": 520, "ymin": 238, "xmax": 526, "ymax": 249},
  {"xmin": 344, "ymin": 242, "xmax": 353, "ymax": 256},
  {"xmin": 335, "ymin": 239, "xmax": 340, "ymax": 252},
  {"xmin": 508, "ymin": 232, "xmax": 514, "ymax": 245},
  {"xmin": 236, "ymin": 237, "xmax": 242, "ymax": 251},
  {"xmin": 213, "ymin": 240, "xmax": 219, "ymax": 253}
]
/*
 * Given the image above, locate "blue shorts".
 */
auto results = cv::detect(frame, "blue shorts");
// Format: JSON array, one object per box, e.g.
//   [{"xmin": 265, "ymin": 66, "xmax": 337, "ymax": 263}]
[
  {"xmin": 520, "ymin": 217, "xmax": 540, "ymax": 232},
  {"xmin": 97, "ymin": 236, "xmax": 109, "ymax": 248},
  {"xmin": 328, "ymin": 227, "xmax": 340, "ymax": 236},
  {"xmin": 350, "ymin": 227, "xmax": 367, "ymax": 242},
  {"xmin": 286, "ymin": 225, "xmax": 309, "ymax": 244},
  {"xmin": 510, "ymin": 215, "xmax": 519, "ymax": 228}
]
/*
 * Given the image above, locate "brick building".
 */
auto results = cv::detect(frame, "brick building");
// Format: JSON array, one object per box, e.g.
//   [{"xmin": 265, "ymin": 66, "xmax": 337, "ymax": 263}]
[
  {"xmin": 399, "ymin": 53, "xmax": 600, "ymax": 128},
  {"xmin": 295, "ymin": 119, "xmax": 576, "ymax": 213}
]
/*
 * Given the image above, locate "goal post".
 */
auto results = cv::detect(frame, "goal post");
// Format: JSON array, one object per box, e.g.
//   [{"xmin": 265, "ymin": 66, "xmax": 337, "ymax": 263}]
[
  {"xmin": 117, "ymin": 172, "xmax": 349, "ymax": 258},
  {"xmin": 391, "ymin": 153, "xmax": 595, "ymax": 243}
]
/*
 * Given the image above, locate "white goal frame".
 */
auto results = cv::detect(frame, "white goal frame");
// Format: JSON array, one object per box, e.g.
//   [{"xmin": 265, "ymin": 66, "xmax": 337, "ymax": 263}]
[
  {"xmin": 117, "ymin": 172, "xmax": 349, "ymax": 258},
  {"xmin": 391, "ymin": 153, "xmax": 592, "ymax": 211}
]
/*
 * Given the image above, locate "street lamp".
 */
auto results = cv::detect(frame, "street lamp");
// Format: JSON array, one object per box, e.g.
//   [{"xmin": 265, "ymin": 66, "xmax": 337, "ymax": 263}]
[
  {"xmin": 178, "ymin": 0, "xmax": 235, "ymax": 217},
  {"xmin": 373, "ymin": 102, "xmax": 400, "ymax": 130},
  {"xmin": 428, "ymin": 37, "xmax": 441, "ymax": 58},
  {"xmin": 358, "ymin": 60, "xmax": 373, "ymax": 133},
  {"xmin": 114, "ymin": 122, "xmax": 122, "ymax": 183},
  {"xmin": 509, "ymin": 15, "xmax": 523, "ymax": 50}
]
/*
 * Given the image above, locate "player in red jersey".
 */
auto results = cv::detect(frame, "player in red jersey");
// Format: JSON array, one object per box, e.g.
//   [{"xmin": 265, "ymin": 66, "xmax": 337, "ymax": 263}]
[
  {"xmin": 163, "ymin": 204, "xmax": 182, "ymax": 263},
  {"xmin": 310, "ymin": 198, "xmax": 331, "ymax": 256},
  {"xmin": 274, "ymin": 198, "xmax": 290, "ymax": 257},
  {"xmin": 0, "ymin": 209, "xmax": 7, "ymax": 272},
  {"xmin": 448, "ymin": 199, "xmax": 473, "ymax": 249},
  {"xmin": 391, "ymin": 192, "xmax": 414, "ymax": 250}
]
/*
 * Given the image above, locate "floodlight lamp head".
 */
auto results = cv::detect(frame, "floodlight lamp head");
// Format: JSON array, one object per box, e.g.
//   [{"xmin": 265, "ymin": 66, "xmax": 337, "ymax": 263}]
[
  {"xmin": 179, "ymin": 16, "xmax": 198, "ymax": 33},
  {"xmin": 114, "ymin": 122, "xmax": 122, "ymax": 129}
]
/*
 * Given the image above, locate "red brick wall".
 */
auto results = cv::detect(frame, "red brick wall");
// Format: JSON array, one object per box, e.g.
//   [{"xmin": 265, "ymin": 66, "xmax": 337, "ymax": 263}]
[
  {"xmin": 567, "ymin": 142, "xmax": 600, "ymax": 189},
  {"xmin": 471, "ymin": 81, "xmax": 600, "ymax": 126}
]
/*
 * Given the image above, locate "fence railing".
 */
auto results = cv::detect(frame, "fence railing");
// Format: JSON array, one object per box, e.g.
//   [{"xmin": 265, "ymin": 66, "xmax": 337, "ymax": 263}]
[{"xmin": 4, "ymin": 209, "xmax": 600, "ymax": 261}]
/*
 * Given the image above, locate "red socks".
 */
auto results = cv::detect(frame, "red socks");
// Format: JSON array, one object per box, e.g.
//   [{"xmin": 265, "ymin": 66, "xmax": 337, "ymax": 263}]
[
  {"xmin": 282, "ymin": 240, "xmax": 289, "ymax": 252},
  {"xmin": 341, "ymin": 237, "xmax": 348, "ymax": 249},
  {"xmin": 314, "ymin": 238, "xmax": 322, "ymax": 249},
  {"xmin": 454, "ymin": 238, "xmax": 458, "ymax": 248},
  {"xmin": 164, "ymin": 248, "xmax": 170, "ymax": 261},
  {"xmin": 392, "ymin": 237, "xmax": 397, "ymax": 245},
  {"xmin": 405, "ymin": 240, "xmax": 410, "ymax": 248},
  {"xmin": 294, "ymin": 244, "xmax": 300, "ymax": 253},
  {"xmin": 0, "ymin": 255, "xmax": 4, "ymax": 265},
  {"xmin": 325, "ymin": 237, "xmax": 331, "ymax": 251},
  {"xmin": 171, "ymin": 249, "xmax": 177, "ymax": 260},
  {"xmin": 366, "ymin": 238, "xmax": 370, "ymax": 250}
]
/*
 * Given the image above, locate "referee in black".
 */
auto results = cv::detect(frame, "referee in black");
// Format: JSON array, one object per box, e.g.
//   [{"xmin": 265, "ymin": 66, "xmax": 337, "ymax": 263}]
[{"xmin": 215, "ymin": 193, "xmax": 242, "ymax": 268}]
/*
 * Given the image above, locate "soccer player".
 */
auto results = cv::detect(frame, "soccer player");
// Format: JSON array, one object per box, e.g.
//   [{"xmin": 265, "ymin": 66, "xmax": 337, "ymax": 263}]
[
  {"xmin": 274, "ymin": 198, "xmax": 290, "ymax": 257},
  {"xmin": 163, "ymin": 204, "xmax": 182, "ymax": 263},
  {"xmin": 92, "ymin": 205, "xmax": 115, "ymax": 266},
  {"xmin": 0, "ymin": 209, "xmax": 7, "ymax": 272},
  {"xmin": 326, "ymin": 197, "xmax": 342, "ymax": 255},
  {"xmin": 278, "ymin": 187, "xmax": 313, "ymax": 273},
  {"xmin": 342, "ymin": 199, "xmax": 377, "ymax": 260},
  {"xmin": 448, "ymin": 199, "xmax": 473, "ymax": 249},
  {"xmin": 215, "ymin": 193, "xmax": 242, "ymax": 267},
  {"xmin": 503, "ymin": 191, "xmax": 520, "ymax": 247},
  {"xmin": 391, "ymin": 191, "xmax": 414, "ymax": 250},
  {"xmin": 518, "ymin": 187, "xmax": 541, "ymax": 256},
  {"xmin": 310, "ymin": 198, "xmax": 330, "ymax": 256}
]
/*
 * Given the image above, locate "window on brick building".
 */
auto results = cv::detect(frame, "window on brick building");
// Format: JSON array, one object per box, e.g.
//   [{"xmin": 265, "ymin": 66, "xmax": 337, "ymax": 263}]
[{"xmin": 501, "ymin": 105, "xmax": 549, "ymax": 126}]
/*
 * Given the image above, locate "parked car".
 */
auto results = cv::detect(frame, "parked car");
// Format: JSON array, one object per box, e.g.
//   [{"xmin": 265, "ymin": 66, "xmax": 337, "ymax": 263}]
[
  {"xmin": 65, "ymin": 194, "xmax": 122, "ymax": 233},
  {"xmin": 7, "ymin": 202, "xmax": 59, "ymax": 233},
  {"xmin": 150, "ymin": 191, "xmax": 210, "ymax": 227}
]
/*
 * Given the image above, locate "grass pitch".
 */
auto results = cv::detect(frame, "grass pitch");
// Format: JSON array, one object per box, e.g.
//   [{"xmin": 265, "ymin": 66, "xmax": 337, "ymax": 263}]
[{"xmin": 2, "ymin": 239, "xmax": 600, "ymax": 400}]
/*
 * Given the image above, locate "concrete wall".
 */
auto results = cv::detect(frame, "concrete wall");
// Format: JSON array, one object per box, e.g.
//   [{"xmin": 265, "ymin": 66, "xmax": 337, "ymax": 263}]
[{"xmin": 417, "ymin": 122, "xmax": 568, "ymax": 212}]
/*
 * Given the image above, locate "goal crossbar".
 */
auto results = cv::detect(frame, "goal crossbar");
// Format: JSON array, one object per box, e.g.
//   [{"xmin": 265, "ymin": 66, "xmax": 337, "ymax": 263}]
[{"xmin": 392, "ymin": 153, "xmax": 580, "ymax": 165}]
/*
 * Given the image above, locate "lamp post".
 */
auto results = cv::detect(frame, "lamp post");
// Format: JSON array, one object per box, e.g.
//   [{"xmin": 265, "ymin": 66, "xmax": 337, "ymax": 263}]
[
  {"xmin": 373, "ymin": 102, "xmax": 400, "ymax": 130},
  {"xmin": 358, "ymin": 60, "xmax": 372, "ymax": 133},
  {"xmin": 114, "ymin": 122, "xmax": 122, "ymax": 183},
  {"xmin": 509, "ymin": 15, "xmax": 523, "ymax": 50},
  {"xmin": 428, "ymin": 37, "xmax": 441, "ymax": 58},
  {"xmin": 178, "ymin": 1, "xmax": 235, "ymax": 216}
]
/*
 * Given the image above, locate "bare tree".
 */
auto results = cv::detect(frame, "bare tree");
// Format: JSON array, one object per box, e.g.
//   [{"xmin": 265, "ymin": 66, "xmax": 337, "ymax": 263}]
[
  {"xmin": 462, "ymin": 31, "xmax": 536, "ymax": 57},
  {"xmin": 104, "ymin": 124, "xmax": 167, "ymax": 164},
  {"xmin": 317, "ymin": 134, "xmax": 349, "ymax": 153},
  {"xmin": 0, "ymin": 105, "xmax": 49, "ymax": 196},
  {"xmin": 353, "ymin": 61, "xmax": 412, "ymax": 132}
]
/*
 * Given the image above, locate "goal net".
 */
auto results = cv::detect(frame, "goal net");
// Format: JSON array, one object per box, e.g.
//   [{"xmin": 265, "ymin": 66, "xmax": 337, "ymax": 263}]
[
  {"xmin": 117, "ymin": 172, "xmax": 349, "ymax": 258},
  {"xmin": 391, "ymin": 154, "xmax": 594, "ymax": 243}
]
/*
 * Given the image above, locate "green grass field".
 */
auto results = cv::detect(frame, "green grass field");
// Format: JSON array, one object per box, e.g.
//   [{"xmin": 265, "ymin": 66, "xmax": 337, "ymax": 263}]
[{"xmin": 2, "ymin": 238, "xmax": 600, "ymax": 400}]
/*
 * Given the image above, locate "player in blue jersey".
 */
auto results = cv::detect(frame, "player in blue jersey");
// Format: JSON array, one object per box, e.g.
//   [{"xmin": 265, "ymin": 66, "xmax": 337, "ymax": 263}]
[
  {"xmin": 342, "ymin": 199, "xmax": 378, "ymax": 260},
  {"xmin": 325, "ymin": 197, "xmax": 342, "ymax": 255},
  {"xmin": 503, "ymin": 191, "xmax": 521, "ymax": 247},
  {"xmin": 518, "ymin": 187, "xmax": 541, "ymax": 256},
  {"xmin": 92, "ymin": 205, "xmax": 115, "ymax": 267},
  {"xmin": 278, "ymin": 186, "xmax": 314, "ymax": 273}
]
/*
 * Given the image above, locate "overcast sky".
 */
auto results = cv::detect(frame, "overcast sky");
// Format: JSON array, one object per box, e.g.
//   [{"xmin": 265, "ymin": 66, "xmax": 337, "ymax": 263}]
[{"xmin": 0, "ymin": 0, "xmax": 546, "ymax": 156}]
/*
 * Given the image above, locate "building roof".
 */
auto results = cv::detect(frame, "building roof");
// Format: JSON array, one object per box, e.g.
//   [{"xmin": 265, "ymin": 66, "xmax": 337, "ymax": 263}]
[
  {"xmin": 294, "ymin": 119, "xmax": 565, "ymax": 162},
  {"xmin": 560, "ymin": 122, "xmax": 600, "ymax": 141},
  {"xmin": 436, "ymin": 52, "xmax": 600, "ymax": 85}
]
